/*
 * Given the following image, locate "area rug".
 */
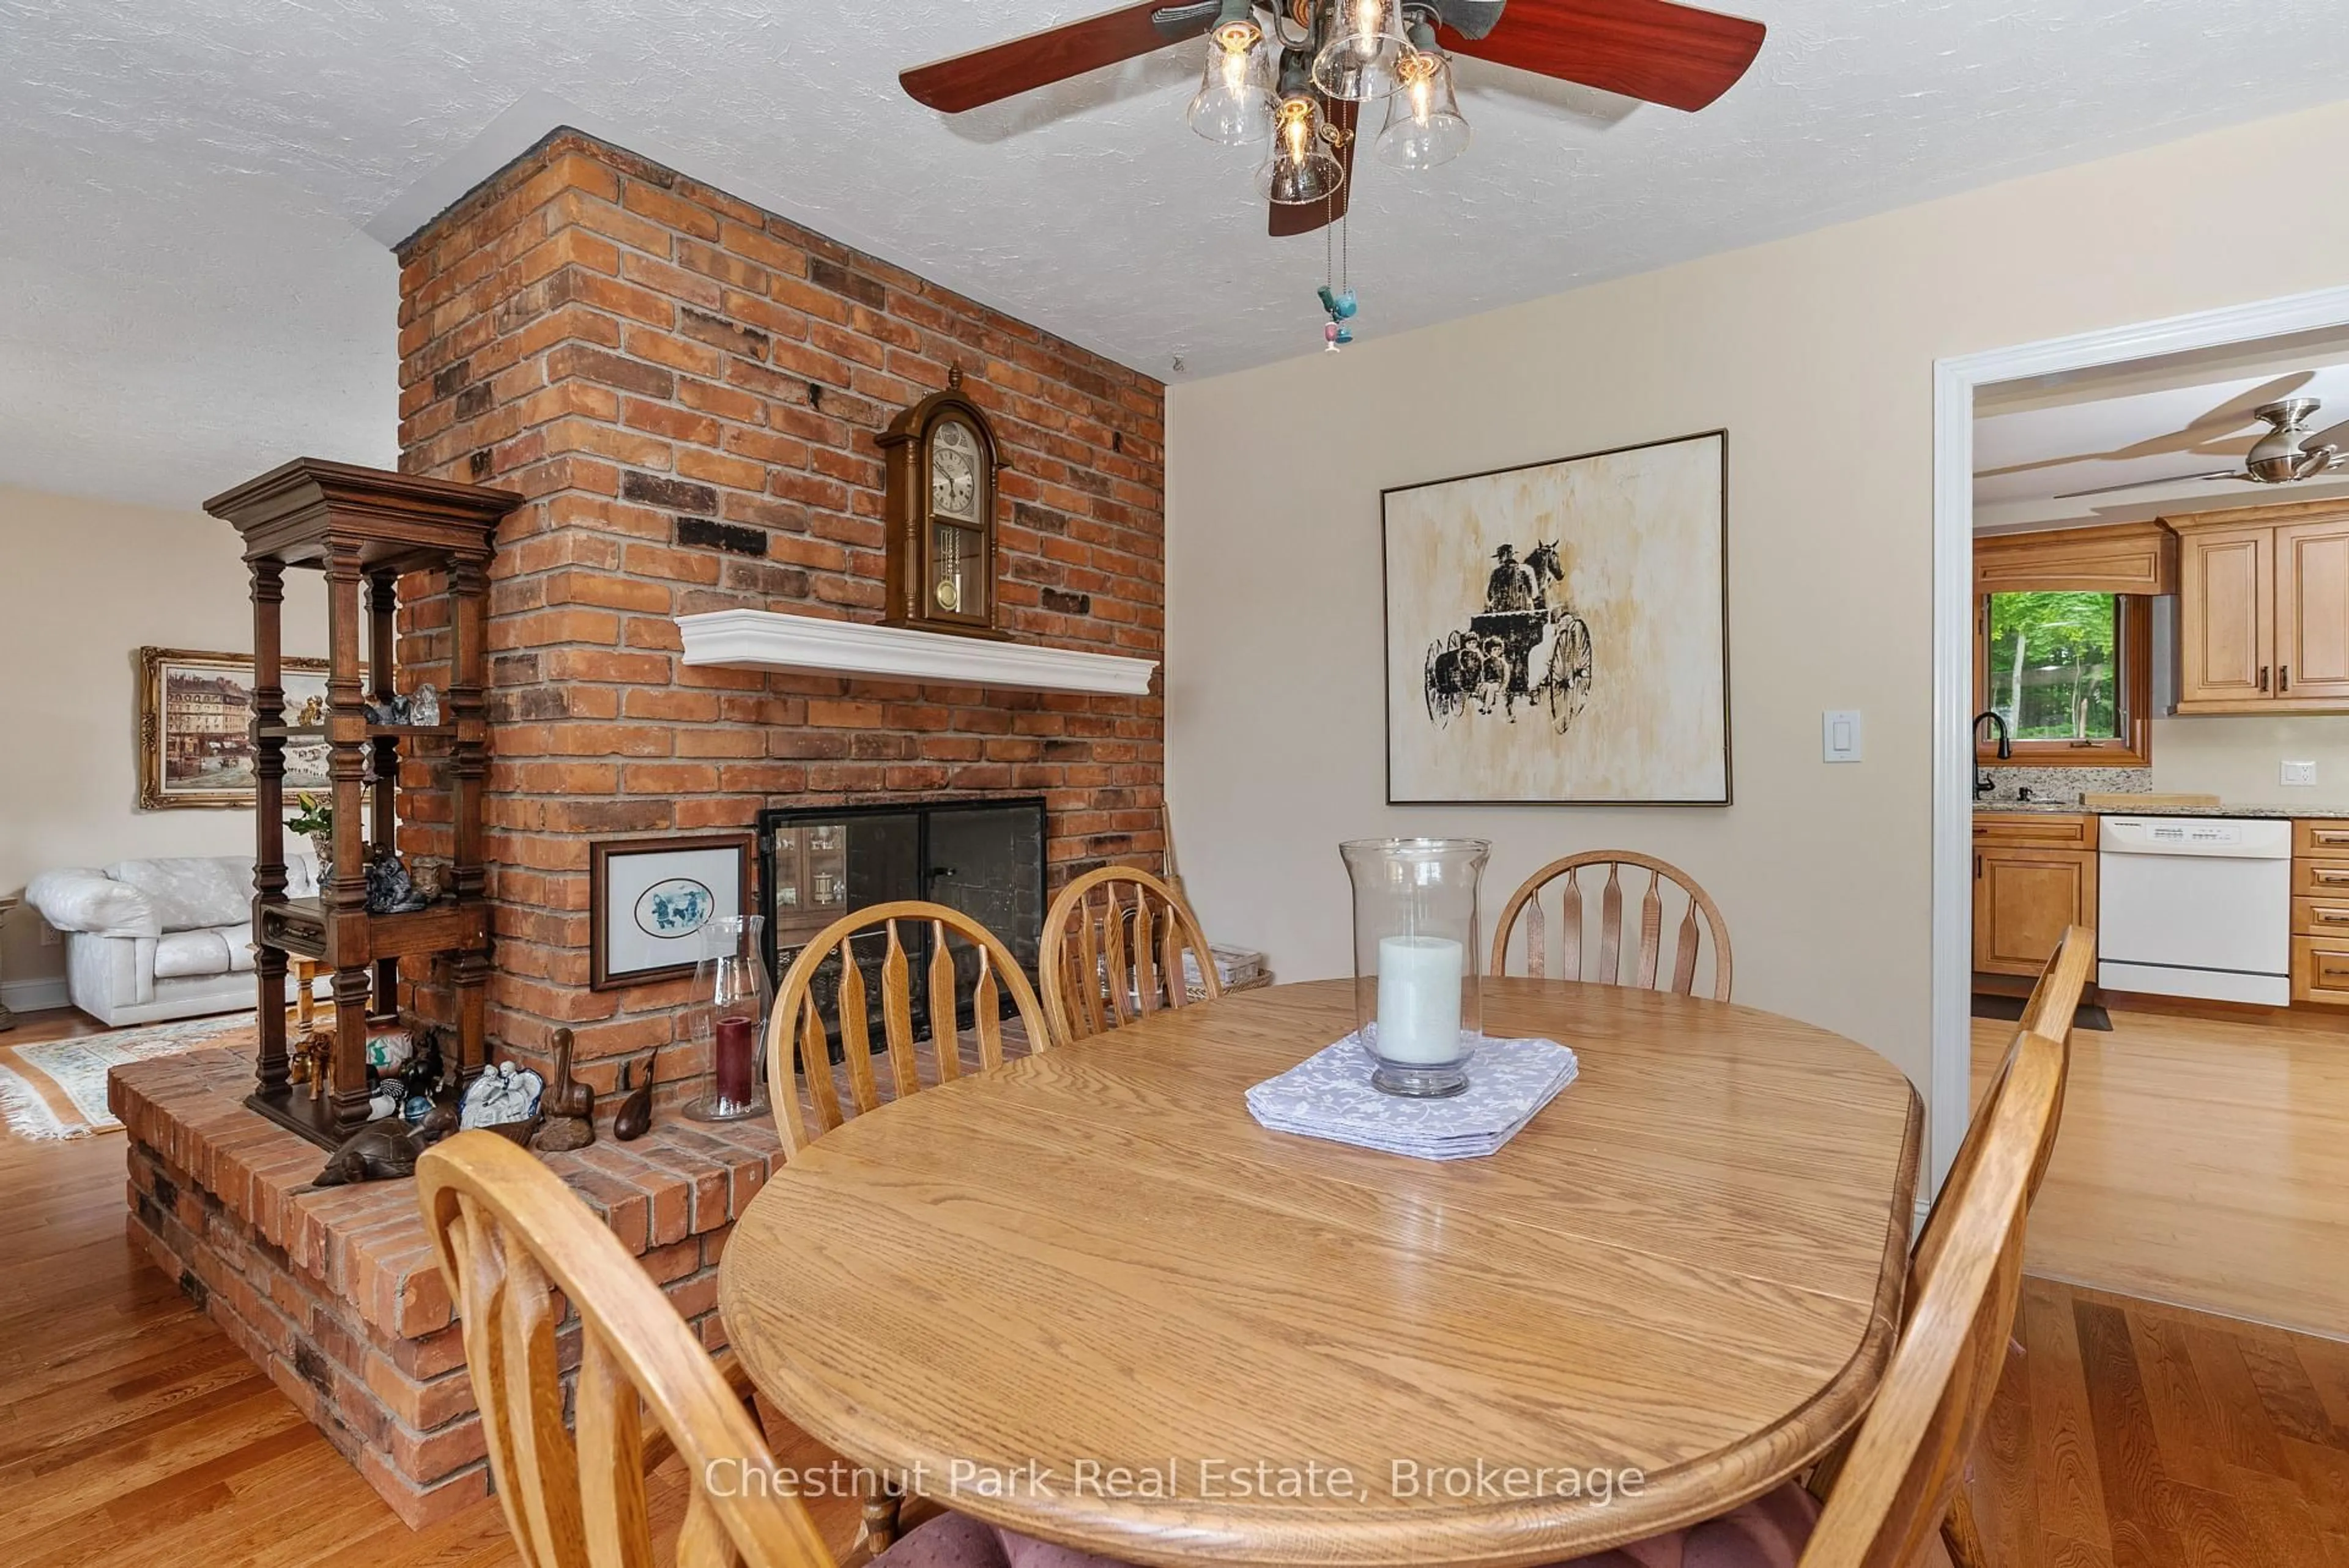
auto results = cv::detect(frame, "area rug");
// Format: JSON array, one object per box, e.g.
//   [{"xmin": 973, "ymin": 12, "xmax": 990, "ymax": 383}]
[{"xmin": 0, "ymin": 1014, "xmax": 257, "ymax": 1139}]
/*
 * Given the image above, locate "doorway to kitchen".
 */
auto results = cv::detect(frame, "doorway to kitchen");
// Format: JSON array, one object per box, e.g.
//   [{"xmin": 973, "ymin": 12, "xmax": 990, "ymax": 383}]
[{"xmin": 1937, "ymin": 288, "xmax": 2349, "ymax": 1339}]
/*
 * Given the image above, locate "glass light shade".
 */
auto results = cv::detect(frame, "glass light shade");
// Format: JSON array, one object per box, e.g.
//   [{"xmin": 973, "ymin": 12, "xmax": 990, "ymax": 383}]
[
  {"xmin": 683, "ymin": 914, "xmax": 771, "ymax": 1122},
  {"xmin": 1312, "ymin": 0, "xmax": 1410, "ymax": 101},
  {"xmin": 1378, "ymin": 51, "xmax": 1471, "ymax": 169},
  {"xmin": 1187, "ymin": 20, "xmax": 1274, "ymax": 145},
  {"xmin": 1341, "ymin": 838, "xmax": 1490, "ymax": 1097},
  {"xmin": 1255, "ymin": 96, "xmax": 1348, "ymax": 205}
]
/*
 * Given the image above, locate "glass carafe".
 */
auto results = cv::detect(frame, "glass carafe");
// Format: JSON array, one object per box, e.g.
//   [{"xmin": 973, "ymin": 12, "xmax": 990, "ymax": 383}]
[
  {"xmin": 683, "ymin": 914, "xmax": 770, "ymax": 1122},
  {"xmin": 1340, "ymin": 838, "xmax": 1490, "ymax": 1096}
]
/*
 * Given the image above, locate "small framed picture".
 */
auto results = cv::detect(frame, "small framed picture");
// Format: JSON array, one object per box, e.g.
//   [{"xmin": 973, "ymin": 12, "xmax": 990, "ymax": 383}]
[{"xmin": 589, "ymin": 834, "xmax": 754, "ymax": 990}]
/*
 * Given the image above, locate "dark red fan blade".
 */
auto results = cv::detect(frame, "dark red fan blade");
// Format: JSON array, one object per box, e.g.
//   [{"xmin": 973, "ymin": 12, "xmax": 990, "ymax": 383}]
[
  {"xmin": 1440, "ymin": 0, "xmax": 1764, "ymax": 112},
  {"xmin": 902, "ymin": 1, "xmax": 1216, "ymax": 113},
  {"xmin": 1268, "ymin": 98, "xmax": 1359, "ymax": 239}
]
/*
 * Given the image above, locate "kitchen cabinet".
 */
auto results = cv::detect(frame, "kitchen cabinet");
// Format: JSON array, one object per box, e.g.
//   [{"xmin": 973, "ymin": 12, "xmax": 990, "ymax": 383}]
[
  {"xmin": 1973, "ymin": 520, "xmax": 2177, "ymax": 595},
  {"xmin": 2293, "ymin": 818, "xmax": 2349, "ymax": 1006},
  {"xmin": 1973, "ymin": 813, "xmax": 2098, "ymax": 978},
  {"xmin": 2277, "ymin": 520, "xmax": 2349, "ymax": 700},
  {"xmin": 2170, "ymin": 501, "xmax": 2349, "ymax": 712}
]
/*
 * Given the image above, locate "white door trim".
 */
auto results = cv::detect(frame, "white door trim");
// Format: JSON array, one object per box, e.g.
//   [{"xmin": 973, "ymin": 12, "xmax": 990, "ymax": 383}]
[{"xmin": 1930, "ymin": 283, "xmax": 2349, "ymax": 1190}]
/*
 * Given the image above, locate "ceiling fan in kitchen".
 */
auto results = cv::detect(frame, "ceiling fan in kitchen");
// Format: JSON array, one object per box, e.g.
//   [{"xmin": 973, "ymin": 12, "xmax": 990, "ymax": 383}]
[
  {"xmin": 899, "ymin": 1, "xmax": 1768, "ymax": 240},
  {"xmin": 2056, "ymin": 398, "xmax": 2349, "ymax": 499}
]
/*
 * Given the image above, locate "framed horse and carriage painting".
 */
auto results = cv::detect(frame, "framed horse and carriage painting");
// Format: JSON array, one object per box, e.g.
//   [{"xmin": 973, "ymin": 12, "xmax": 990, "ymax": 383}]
[{"xmin": 1381, "ymin": 430, "xmax": 1731, "ymax": 805}]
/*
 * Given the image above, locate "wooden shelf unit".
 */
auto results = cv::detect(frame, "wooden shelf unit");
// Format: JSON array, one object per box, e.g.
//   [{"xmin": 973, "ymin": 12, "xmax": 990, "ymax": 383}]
[{"xmin": 204, "ymin": 459, "xmax": 519, "ymax": 1148}]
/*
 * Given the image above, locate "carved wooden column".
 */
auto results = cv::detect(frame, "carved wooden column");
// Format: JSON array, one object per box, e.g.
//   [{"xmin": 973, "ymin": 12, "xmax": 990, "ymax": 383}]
[
  {"xmin": 448, "ymin": 557, "xmax": 491, "ymax": 1080},
  {"xmin": 322, "ymin": 541, "xmax": 374, "ymax": 1134},
  {"xmin": 250, "ymin": 557, "xmax": 290, "ymax": 1100},
  {"xmin": 367, "ymin": 569, "xmax": 402, "ymax": 1024}
]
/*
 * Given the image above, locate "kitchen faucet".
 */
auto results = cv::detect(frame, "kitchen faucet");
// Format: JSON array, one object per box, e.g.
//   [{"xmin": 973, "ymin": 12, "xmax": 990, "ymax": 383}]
[{"xmin": 1972, "ymin": 710, "xmax": 2010, "ymax": 799}]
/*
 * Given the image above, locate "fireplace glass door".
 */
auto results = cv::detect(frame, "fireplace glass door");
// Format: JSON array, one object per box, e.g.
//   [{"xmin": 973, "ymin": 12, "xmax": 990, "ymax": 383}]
[{"xmin": 759, "ymin": 798, "xmax": 1046, "ymax": 1053}]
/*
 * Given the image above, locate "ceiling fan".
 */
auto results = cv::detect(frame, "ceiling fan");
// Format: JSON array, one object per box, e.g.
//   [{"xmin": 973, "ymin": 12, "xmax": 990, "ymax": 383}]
[
  {"xmin": 900, "ymin": 1, "xmax": 1768, "ymax": 239},
  {"xmin": 2055, "ymin": 398, "xmax": 2349, "ymax": 500}
]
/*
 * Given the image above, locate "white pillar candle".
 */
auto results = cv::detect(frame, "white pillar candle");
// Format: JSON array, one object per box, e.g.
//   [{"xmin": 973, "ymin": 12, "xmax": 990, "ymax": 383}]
[{"xmin": 1376, "ymin": 935, "xmax": 1465, "ymax": 1063}]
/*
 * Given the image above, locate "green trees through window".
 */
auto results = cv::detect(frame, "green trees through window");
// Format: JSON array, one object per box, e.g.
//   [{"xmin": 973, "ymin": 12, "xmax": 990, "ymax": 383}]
[{"xmin": 1985, "ymin": 591, "xmax": 2120, "ymax": 741}]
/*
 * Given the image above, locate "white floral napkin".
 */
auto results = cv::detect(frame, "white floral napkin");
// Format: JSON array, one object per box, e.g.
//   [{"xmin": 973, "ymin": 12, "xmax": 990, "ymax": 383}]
[{"xmin": 1244, "ymin": 1033, "xmax": 1579, "ymax": 1161}]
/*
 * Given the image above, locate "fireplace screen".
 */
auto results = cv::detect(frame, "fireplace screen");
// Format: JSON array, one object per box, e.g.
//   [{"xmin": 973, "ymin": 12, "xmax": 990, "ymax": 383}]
[{"xmin": 757, "ymin": 797, "xmax": 1046, "ymax": 1050}]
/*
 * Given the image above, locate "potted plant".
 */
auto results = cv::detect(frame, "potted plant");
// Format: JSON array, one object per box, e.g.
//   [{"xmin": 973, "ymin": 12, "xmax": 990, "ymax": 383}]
[{"xmin": 288, "ymin": 792, "xmax": 334, "ymax": 882}]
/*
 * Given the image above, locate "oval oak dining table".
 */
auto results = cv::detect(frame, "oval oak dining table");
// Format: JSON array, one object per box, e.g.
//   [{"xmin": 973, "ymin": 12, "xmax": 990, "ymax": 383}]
[{"xmin": 719, "ymin": 977, "xmax": 1923, "ymax": 1568}]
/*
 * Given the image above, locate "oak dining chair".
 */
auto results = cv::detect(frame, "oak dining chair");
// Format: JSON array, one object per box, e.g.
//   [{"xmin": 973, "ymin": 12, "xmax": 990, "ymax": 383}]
[
  {"xmin": 1532, "ymin": 1028, "xmax": 2061, "ymax": 1567},
  {"xmin": 419, "ymin": 1130, "xmax": 1104, "ymax": 1568},
  {"xmin": 1798, "ymin": 1029, "xmax": 2065, "ymax": 1568},
  {"xmin": 1491, "ymin": 851, "xmax": 1734, "ymax": 1000},
  {"xmin": 1924, "ymin": 924, "xmax": 2093, "ymax": 1283},
  {"xmin": 763, "ymin": 900, "xmax": 1050, "ymax": 1157},
  {"xmin": 1039, "ymin": 865, "xmax": 1219, "ymax": 1047},
  {"xmin": 1910, "ymin": 925, "xmax": 2091, "ymax": 1568}
]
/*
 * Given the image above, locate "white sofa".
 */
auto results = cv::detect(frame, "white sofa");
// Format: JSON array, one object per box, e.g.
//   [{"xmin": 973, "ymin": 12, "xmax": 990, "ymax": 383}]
[{"xmin": 26, "ymin": 854, "xmax": 324, "ymax": 1027}]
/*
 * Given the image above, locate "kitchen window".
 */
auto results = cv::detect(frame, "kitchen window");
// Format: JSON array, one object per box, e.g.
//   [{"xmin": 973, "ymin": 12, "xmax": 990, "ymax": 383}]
[{"xmin": 1975, "ymin": 590, "xmax": 2152, "ymax": 765}]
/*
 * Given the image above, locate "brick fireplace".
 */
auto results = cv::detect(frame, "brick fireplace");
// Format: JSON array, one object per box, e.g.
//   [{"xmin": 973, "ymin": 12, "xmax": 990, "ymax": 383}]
[
  {"xmin": 120, "ymin": 128, "xmax": 1166, "ymax": 1528},
  {"xmin": 393, "ymin": 127, "xmax": 1167, "ymax": 1093}
]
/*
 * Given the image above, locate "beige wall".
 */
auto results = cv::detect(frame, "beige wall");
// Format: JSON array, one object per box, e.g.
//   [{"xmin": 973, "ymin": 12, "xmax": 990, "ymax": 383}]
[
  {"xmin": 0, "ymin": 485, "xmax": 326, "ymax": 1004},
  {"xmin": 1166, "ymin": 98, "xmax": 2349, "ymax": 1128},
  {"xmin": 2152, "ymin": 714, "xmax": 2349, "ymax": 801}
]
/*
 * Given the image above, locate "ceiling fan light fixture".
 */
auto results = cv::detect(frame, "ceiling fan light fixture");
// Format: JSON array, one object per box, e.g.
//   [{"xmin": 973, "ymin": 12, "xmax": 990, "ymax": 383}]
[
  {"xmin": 1312, "ymin": 0, "xmax": 1411, "ymax": 102},
  {"xmin": 1377, "ymin": 47, "xmax": 1468, "ymax": 169},
  {"xmin": 1256, "ymin": 94, "xmax": 1348, "ymax": 205},
  {"xmin": 1186, "ymin": 15, "xmax": 1275, "ymax": 146}
]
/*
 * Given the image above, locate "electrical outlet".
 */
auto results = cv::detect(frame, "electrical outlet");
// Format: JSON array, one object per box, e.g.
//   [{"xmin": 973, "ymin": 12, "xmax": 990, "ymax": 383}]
[
  {"xmin": 2282, "ymin": 760, "xmax": 2318, "ymax": 788},
  {"xmin": 40, "ymin": 920, "xmax": 60, "ymax": 946}
]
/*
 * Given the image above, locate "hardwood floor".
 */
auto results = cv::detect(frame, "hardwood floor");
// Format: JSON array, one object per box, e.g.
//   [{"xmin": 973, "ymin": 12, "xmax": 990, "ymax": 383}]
[
  {"xmin": 0, "ymin": 1007, "xmax": 859, "ymax": 1568},
  {"xmin": 1974, "ymin": 1007, "xmax": 2349, "ymax": 1339},
  {"xmin": 1970, "ymin": 1278, "xmax": 2349, "ymax": 1568},
  {"xmin": 4, "ymin": 1005, "xmax": 2345, "ymax": 1566}
]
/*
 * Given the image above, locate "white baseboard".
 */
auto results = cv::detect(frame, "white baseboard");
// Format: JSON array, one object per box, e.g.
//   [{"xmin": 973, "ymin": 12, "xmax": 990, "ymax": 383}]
[{"xmin": 1, "ymin": 977, "xmax": 72, "ymax": 1015}]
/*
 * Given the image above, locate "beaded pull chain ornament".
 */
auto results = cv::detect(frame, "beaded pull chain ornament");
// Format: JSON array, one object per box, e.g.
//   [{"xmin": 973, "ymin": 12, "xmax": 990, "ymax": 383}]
[{"xmin": 1319, "ymin": 193, "xmax": 1357, "ymax": 352}]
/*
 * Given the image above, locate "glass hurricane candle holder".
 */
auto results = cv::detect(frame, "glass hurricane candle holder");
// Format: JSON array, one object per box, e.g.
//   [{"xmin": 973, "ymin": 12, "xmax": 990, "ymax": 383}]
[
  {"xmin": 1340, "ymin": 838, "xmax": 1490, "ymax": 1097},
  {"xmin": 683, "ymin": 914, "xmax": 770, "ymax": 1122}
]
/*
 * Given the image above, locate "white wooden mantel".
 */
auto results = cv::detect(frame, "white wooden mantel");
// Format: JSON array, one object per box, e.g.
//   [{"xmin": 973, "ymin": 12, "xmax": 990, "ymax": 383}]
[{"xmin": 675, "ymin": 609, "xmax": 1158, "ymax": 696}]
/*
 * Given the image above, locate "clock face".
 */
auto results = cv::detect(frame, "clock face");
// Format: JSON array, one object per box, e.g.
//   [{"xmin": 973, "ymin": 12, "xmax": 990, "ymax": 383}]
[{"xmin": 929, "ymin": 420, "xmax": 981, "ymax": 522}]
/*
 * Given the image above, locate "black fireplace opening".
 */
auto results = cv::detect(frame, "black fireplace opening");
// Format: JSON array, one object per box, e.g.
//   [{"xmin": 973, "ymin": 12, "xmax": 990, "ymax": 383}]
[{"xmin": 756, "ymin": 797, "xmax": 1047, "ymax": 1050}]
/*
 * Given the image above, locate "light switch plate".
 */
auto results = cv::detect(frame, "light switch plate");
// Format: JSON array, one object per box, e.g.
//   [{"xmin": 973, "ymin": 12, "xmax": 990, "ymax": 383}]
[
  {"xmin": 2283, "ymin": 760, "xmax": 2318, "ymax": 787},
  {"xmin": 1823, "ymin": 709, "xmax": 1863, "ymax": 763}
]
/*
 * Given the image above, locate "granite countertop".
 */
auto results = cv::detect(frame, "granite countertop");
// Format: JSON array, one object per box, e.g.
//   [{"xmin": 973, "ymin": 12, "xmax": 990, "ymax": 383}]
[{"xmin": 1975, "ymin": 800, "xmax": 2349, "ymax": 819}]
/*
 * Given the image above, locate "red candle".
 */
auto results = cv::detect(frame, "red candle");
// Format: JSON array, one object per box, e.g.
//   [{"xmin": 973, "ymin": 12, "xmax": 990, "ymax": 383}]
[{"xmin": 714, "ymin": 1015, "xmax": 757, "ymax": 1108}]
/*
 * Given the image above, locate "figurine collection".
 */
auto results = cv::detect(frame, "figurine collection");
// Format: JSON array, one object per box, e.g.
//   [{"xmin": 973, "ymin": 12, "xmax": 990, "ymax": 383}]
[{"xmin": 299, "ymin": 1020, "xmax": 666, "ymax": 1185}]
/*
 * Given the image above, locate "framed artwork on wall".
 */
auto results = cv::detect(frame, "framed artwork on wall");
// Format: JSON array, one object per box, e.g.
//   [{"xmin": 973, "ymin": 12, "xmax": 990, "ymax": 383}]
[
  {"xmin": 590, "ymin": 834, "xmax": 755, "ymax": 990},
  {"xmin": 137, "ymin": 646, "xmax": 336, "ymax": 810},
  {"xmin": 1382, "ymin": 430, "xmax": 1732, "ymax": 805}
]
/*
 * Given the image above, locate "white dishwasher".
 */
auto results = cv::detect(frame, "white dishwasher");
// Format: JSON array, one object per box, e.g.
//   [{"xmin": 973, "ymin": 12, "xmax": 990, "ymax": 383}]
[{"xmin": 2098, "ymin": 816, "xmax": 2291, "ymax": 1004}]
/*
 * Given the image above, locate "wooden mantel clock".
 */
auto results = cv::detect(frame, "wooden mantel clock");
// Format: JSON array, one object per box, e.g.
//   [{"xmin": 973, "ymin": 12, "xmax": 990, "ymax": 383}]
[{"xmin": 878, "ymin": 366, "xmax": 1007, "ymax": 637}]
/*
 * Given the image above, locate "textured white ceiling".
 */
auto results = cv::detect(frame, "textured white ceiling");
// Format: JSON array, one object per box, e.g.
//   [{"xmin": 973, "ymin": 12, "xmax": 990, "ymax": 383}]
[
  {"xmin": 7, "ymin": 1, "xmax": 2349, "ymax": 509},
  {"xmin": 1975, "ymin": 335, "xmax": 2349, "ymax": 532}
]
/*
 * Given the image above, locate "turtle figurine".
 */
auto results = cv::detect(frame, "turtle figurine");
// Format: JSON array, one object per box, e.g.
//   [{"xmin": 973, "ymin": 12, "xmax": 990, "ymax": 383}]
[{"xmin": 305, "ymin": 1102, "xmax": 459, "ymax": 1188}]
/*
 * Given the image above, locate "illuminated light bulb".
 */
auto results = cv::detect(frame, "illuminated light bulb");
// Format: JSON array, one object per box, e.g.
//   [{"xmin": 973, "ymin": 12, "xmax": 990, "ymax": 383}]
[
  {"xmin": 1376, "ymin": 49, "xmax": 1469, "ymax": 170},
  {"xmin": 1255, "ymin": 95, "xmax": 1347, "ymax": 205},
  {"xmin": 1312, "ymin": 0, "xmax": 1408, "ymax": 101},
  {"xmin": 1185, "ymin": 13, "xmax": 1274, "ymax": 146}
]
